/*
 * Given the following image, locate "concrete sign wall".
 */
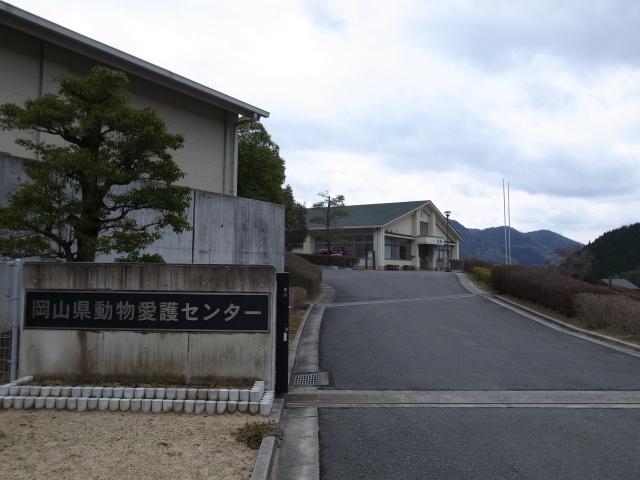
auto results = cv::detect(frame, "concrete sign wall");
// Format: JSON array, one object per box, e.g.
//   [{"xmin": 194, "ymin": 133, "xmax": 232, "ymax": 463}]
[{"xmin": 19, "ymin": 263, "xmax": 276, "ymax": 387}]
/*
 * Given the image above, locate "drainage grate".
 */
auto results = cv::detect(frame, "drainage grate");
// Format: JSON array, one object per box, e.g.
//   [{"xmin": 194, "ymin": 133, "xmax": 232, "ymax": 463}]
[{"xmin": 293, "ymin": 373, "xmax": 318, "ymax": 385}]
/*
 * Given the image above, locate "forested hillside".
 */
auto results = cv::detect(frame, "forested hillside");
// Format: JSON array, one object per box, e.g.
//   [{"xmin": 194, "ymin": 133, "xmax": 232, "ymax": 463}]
[{"xmin": 585, "ymin": 223, "xmax": 640, "ymax": 281}]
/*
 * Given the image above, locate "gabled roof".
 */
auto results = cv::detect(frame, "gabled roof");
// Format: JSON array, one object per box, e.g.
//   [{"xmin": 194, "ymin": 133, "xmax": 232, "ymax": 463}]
[
  {"xmin": 0, "ymin": 1, "xmax": 269, "ymax": 119},
  {"xmin": 601, "ymin": 278, "xmax": 640, "ymax": 290},
  {"xmin": 308, "ymin": 200, "xmax": 429, "ymax": 229}
]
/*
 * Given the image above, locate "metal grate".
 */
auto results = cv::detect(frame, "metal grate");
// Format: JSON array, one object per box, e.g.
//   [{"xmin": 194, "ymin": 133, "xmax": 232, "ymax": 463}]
[{"xmin": 293, "ymin": 373, "xmax": 318, "ymax": 385}]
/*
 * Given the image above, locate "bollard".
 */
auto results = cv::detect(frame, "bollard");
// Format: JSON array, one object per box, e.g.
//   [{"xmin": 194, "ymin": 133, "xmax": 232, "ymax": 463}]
[
  {"xmin": 30, "ymin": 386, "xmax": 41, "ymax": 396},
  {"xmin": 19, "ymin": 386, "xmax": 30, "ymax": 396},
  {"xmin": 239, "ymin": 389, "xmax": 250, "ymax": 402},
  {"xmin": 77, "ymin": 397, "xmax": 88, "ymax": 412},
  {"xmin": 205, "ymin": 401, "xmax": 216, "ymax": 415},
  {"xmin": 197, "ymin": 389, "xmax": 208, "ymax": 401},
  {"xmin": 151, "ymin": 399, "xmax": 163, "ymax": 413},
  {"xmin": 134, "ymin": 388, "xmax": 145, "ymax": 399},
  {"xmin": 34, "ymin": 397, "xmax": 46, "ymax": 409},
  {"xmin": 50, "ymin": 387, "xmax": 61, "ymax": 397},
  {"xmin": 119, "ymin": 399, "xmax": 131, "ymax": 412},
  {"xmin": 66, "ymin": 397, "xmax": 78, "ymax": 410},
  {"xmin": 123, "ymin": 388, "xmax": 135, "ymax": 399},
  {"xmin": 98, "ymin": 398, "xmax": 110, "ymax": 411},
  {"xmin": 238, "ymin": 401, "xmax": 249, "ymax": 413},
  {"xmin": 227, "ymin": 401, "xmax": 238, "ymax": 414},
  {"xmin": 216, "ymin": 401, "xmax": 227, "ymax": 414},
  {"xmin": 260, "ymin": 401, "xmax": 272, "ymax": 416},
  {"xmin": 92, "ymin": 387, "xmax": 103, "ymax": 398},
  {"xmin": 112, "ymin": 388, "xmax": 124, "ymax": 399},
  {"xmin": 71, "ymin": 386, "xmax": 82, "ymax": 398},
  {"xmin": 102, "ymin": 387, "xmax": 113, "ymax": 398},
  {"xmin": 108, "ymin": 398, "xmax": 119, "ymax": 412},
  {"xmin": 60, "ymin": 386, "xmax": 72, "ymax": 397},
  {"xmin": 194, "ymin": 400, "xmax": 206, "ymax": 415},
  {"xmin": 186, "ymin": 389, "xmax": 197, "ymax": 400},
  {"xmin": 9, "ymin": 386, "xmax": 19, "ymax": 396},
  {"xmin": 155, "ymin": 388, "xmax": 166, "ymax": 400},
  {"xmin": 249, "ymin": 402, "xmax": 259, "ymax": 414},
  {"xmin": 184, "ymin": 400, "xmax": 195, "ymax": 414},
  {"xmin": 45, "ymin": 397, "xmax": 56, "ymax": 409},
  {"xmin": 173, "ymin": 400, "xmax": 184, "ymax": 414},
  {"xmin": 130, "ymin": 399, "xmax": 142, "ymax": 413},
  {"xmin": 23, "ymin": 396, "xmax": 35, "ymax": 410},
  {"xmin": 87, "ymin": 398, "xmax": 99, "ymax": 411},
  {"xmin": 165, "ymin": 388, "xmax": 176, "ymax": 400},
  {"xmin": 141, "ymin": 399, "xmax": 152, "ymax": 413},
  {"xmin": 82, "ymin": 387, "xmax": 93, "ymax": 398},
  {"xmin": 0, "ymin": 386, "xmax": 9, "ymax": 396},
  {"xmin": 176, "ymin": 388, "xmax": 187, "ymax": 400},
  {"xmin": 40, "ymin": 386, "xmax": 51, "ymax": 397},
  {"xmin": 162, "ymin": 399, "xmax": 173, "ymax": 413},
  {"xmin": 55, "ymin": 397, "xmax": 67, "ymax": 409},
  {"xmin": 228, "ymin": 389, "xmax": 239, "ymax": 402},
  {"xmin": 218, "ymin": 389, "xmax": 229, "ymax": 401},
  {"xmin": 207, "ymin": 389, "xmax": 219, "ymax": 401},
  {"xmin": 145, "ymin": 388, "xmax": 156, "ymax": 399}
]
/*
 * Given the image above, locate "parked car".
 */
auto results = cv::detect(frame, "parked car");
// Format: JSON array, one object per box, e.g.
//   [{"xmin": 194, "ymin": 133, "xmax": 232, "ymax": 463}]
[{"xmin": 314, "ymin": 249, "xmax": 343, "ymax": 256}]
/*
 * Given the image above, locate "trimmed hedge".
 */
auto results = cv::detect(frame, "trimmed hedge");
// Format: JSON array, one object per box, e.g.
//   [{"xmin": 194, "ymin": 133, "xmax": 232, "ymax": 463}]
[
  {"xmin": 574, "ymin": 293, "xmax": 640, "ymax": 333},
  {"xmin": 284, "ymin": 252, "xmax": 322, "ymax": 298},
  {"xmin": 295, "ymin": 253, "xmax": 360, "ymax": 268},
  {"xmin": 491, "ymin": 265, "xmax": 614, "ymax": 317},
  {"xmin": 463, "ymin": 259, "xmax": 494, "ymax": 272}
]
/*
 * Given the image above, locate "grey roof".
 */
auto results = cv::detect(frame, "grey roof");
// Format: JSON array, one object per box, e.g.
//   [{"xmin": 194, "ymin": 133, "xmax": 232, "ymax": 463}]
[
  {"xmin": 601, "ymin": 278, "xmax": 640, "ymax": 290},
  {"xmin": 0, "ymin": 1, "xmax": 269, "ymax": 119},
  {"xmin": 308, "ymin": 200, "xmax": 429, "ymax": 229}
]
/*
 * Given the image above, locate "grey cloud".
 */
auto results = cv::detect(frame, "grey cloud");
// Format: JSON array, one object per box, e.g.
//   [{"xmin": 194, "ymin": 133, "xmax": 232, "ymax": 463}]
[{"xmin": 405, "ymin": 1, "xmax": 640, "ymax": 70}]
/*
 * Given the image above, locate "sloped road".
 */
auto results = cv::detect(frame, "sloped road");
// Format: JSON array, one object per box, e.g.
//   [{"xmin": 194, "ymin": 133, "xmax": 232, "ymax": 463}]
[{"xmin": 282, "ymin": 269, "xmax": 640, "ymax": 480}]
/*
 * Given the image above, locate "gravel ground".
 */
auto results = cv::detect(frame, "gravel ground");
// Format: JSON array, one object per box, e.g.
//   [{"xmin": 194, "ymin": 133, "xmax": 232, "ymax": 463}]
[{"xmin": 0, "ymin": 409, "xmax": 261, "ymax": 479}]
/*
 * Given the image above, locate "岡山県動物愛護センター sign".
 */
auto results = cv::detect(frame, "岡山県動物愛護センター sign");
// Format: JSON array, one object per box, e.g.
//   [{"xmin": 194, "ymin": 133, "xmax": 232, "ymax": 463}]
[{"xmin": 24, "ymin": 290, "xmax": 269, "ymax": 332}]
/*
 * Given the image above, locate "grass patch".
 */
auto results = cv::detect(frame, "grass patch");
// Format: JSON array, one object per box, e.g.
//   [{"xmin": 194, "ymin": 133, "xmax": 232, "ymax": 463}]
[{"xmin": 233, "ymin": 421, "xmax": 284, "ymax": 450}]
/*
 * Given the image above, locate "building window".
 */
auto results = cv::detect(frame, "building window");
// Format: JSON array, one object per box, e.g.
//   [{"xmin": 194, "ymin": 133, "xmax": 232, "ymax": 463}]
[
  {"xmin": 420, "ymin": 221, "xmax": 428, "ymax": 236},
  {"xmin": 385, "ymin": 236, "xmax": 411, "ymax": 260},
  {"xmin": 315, "ymin": 235, "xmax": 373, "ymax": 257}
]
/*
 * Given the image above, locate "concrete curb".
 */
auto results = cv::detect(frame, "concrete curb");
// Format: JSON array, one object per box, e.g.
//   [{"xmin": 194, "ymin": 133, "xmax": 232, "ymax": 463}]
[
  {"xmin": 250, "ymin": 284, "xmax": 333, "ymax": 480},
  {"xmin": 456, "ymin": 271, "xmax": 640, "ymax": 357},
  {"xmin": 250, "ymin": 398, "xmax": 285, "ymax": 480},
  {"xmin": 492, "ymin": 295, "xmax": 640, "ymax": 356}
]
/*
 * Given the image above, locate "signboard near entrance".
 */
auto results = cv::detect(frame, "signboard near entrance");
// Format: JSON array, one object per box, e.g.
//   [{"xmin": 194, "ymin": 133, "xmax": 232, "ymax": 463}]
[{"xmin": 24, "ymin": 290, "xmax": 269, "ymax": 332}]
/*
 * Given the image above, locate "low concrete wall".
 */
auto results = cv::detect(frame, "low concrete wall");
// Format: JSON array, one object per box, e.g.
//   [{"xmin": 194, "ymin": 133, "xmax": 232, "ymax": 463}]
[
  {"xmin": 19, "ymin": 263, "xmax": 276, "ymax": 387},
  {"xmin": 0, "ymin": 153, "xmax": 285, "ymax": 272}
]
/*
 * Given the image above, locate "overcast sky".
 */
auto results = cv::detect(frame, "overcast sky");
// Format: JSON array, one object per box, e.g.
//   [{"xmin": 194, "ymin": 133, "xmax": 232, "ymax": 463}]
[{"xmin": 7, "ymin": 0, "xmax": 640, "ymax": 244}]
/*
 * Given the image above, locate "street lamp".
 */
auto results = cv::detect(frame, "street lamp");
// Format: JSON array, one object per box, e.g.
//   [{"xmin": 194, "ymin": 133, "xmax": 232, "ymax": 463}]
[{"xmin": 444, "ymin": 211, "xmax": 451, "ymax": 272}]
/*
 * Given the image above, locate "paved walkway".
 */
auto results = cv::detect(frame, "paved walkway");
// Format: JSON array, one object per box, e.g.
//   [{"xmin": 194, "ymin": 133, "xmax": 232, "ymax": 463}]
[{"xmin": 272, "ymin": 270, "xmax": 640, "ymax": 479}]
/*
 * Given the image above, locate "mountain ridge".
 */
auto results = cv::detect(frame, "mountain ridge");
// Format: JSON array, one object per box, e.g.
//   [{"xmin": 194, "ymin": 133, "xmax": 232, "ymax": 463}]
[{"xmin": 450, "ymin": 220, "xmax": 582, "ymax": 267}]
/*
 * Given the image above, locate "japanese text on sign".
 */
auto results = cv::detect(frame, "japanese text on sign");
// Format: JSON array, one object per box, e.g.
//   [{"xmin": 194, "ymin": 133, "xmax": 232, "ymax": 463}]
[{"xmin": 25, "ymin": 291, "xmax": 269, "ymax": 332}]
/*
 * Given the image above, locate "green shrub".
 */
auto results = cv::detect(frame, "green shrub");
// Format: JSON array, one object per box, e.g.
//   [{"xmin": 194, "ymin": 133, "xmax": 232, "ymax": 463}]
[
  {"xmin": 491, "ymin": 265, "xmax": 614, "ymax": 317},
  {"xmin": 285, "ymin": 252, "xmax": 322, "ymax": 298},
  {"xmin": 471, "ymin": 266, "xmax": 491, "ymax": 284},
  {"xmin": 295, "ymin": 253, "xmax": 360, "ymax": 268},
  {"xmin": 463, "ymin": 259, "xmax": 494, "ymax": 272}
]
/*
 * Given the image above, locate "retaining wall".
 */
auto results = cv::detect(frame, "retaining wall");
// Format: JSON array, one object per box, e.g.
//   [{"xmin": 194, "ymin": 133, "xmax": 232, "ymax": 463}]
[{"xmin": 19, "ymin": 263, "xmax": 277, "ymax": 387}]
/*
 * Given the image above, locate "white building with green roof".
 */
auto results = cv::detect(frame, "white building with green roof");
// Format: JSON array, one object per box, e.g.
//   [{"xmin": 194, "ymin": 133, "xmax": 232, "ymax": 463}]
[{"xmin": 299, "ymin": 200, "xmax": 463, "ymax": 271}]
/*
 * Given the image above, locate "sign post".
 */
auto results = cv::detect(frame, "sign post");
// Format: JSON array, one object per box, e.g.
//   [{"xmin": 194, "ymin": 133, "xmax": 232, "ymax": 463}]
[{"xmin": 275, "ymin": 272, "xmax": 289, "ymax": 397}]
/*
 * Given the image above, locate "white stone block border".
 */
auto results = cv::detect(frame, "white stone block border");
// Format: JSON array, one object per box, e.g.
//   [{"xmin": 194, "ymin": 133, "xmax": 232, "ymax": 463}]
[{"xmin": 0, "ymin": 377, "xmax": 273, "ymax": 416}]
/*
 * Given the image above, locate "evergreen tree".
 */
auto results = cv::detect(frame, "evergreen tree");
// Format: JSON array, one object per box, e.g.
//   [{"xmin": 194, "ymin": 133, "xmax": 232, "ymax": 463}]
[{"xmin": 0, "ymin": 66, "xmax": 191, "ymax": 262}]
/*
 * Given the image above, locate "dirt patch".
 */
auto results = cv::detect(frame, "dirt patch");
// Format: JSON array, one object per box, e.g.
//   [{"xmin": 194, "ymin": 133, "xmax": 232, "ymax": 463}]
[{"xmin": 0, "ymin": 409, "xmax": 263, "ymax": 479}]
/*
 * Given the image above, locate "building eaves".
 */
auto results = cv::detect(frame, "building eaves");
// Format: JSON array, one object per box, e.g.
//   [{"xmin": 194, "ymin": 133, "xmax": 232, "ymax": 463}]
[{"xmin": 0, "ymin": 1, "xmax": 269, "ymax": 119}]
